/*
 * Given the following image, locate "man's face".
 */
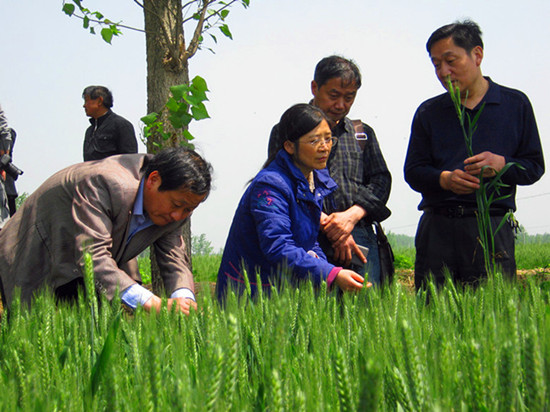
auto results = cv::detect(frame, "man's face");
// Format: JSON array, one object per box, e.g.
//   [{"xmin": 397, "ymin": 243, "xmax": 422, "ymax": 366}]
[
  {"xmin": 311, "ymin": 77, "xmax": 358, "ymax": 126},
  {"xmin": 430, "ymin": 36, "xmax": 483, "ymax": 94},
  {"xmin": 83, "ymin": 95, "xmax": 104, "ymax": 118},
  {"xmin": 143, "ymin": 171, "xmax": 206, "ymax": 226}
]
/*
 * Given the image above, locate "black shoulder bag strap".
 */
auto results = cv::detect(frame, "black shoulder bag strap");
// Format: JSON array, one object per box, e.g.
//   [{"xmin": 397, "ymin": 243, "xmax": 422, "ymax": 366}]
[
  {"xmin": 351, "ymin": 119, "xmax": 368, "ymax": 151},
  {"xmin": 351, "ymin": 119, "xmax": 395, "ymax": 285}
]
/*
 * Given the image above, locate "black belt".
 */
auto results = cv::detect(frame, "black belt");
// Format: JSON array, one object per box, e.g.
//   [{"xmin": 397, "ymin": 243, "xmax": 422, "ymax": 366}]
[{"xmin": 424, "ymin": 205, "xmax": 508, "ymax": 218}]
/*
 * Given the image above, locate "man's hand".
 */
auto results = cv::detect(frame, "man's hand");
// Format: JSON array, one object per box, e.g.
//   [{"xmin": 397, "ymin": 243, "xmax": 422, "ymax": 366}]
[
  {"xmin": 439, "ymin": 169, "xmax": 480, "ymax": 194},
  {"xmin": 321, "ymin": 205, "xmax": 366, "ymax": 247},
  {"xmin": 464, "ymin": 151, "xmax": 505, "ymax": 177},
  {"xmin": 334, "ymin": 269, "xmax": 371, "ymax": 292},
  {"xmin": 332, "ymin": 235, "xmax": 367, "ymax": 267},
  {"xmin": 143, "ymin": 296, "xmax": 197, "ymax": 315}
]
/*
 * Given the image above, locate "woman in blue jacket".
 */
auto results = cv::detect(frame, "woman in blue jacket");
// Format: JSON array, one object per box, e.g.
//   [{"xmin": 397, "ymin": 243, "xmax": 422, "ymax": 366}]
[{"xmin": 216, "ymin": 104, "xmax": 367, "ymax": 301}]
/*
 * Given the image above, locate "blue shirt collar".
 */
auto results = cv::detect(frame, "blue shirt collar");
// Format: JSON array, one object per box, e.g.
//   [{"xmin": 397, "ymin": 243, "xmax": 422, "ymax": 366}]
[{"xmin": 128, "ymin": 179, "xmax": 154, "ymax": 241}]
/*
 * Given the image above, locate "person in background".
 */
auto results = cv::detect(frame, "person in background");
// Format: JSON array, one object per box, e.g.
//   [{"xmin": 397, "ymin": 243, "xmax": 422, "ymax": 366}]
[
  {"xmin": 217, "ymin": 104, "xmax": 369, "ymax": 302},
  {"xmin": 0, "ymin": 104, "xmax": 14, "ymax": 225},
  {"xmin": 404, "ymin": 20, "xmax": 545, "ymax": 289},
  {"xmin": 82, "ymin": 85, "xmax": 138, "ymax": 161},
  {"xmin": 268, "ymin": 56, "xmax": 392, "ymax": 285},
  {"xmin": 0, "ymin": 148, "xmax": 212, "ymax": 313}
]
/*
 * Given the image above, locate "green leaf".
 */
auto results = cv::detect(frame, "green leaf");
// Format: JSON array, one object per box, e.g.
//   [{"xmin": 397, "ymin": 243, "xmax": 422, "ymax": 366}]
[
  {"xmin": 242, "ymin": 0, "xmax": 250, "ymax": 6},
  {"xmin": 62, "ymin": 3, "xmax": 75, "ymax": 16},
  {"xmin": 168, "ymin": 112, "xmax": 193, "ymax": 129},
  {"xmin": 170, "ymin": 84, "xmax": 188, "ymax": 101},
  {"xmin": 471, "ymin": 102, "xmax": 486, "ymax": 127},
  {"xmin": 83, "ymin": 15, "xmax": 90, "ymax": 29},
  {"xmin": 191, "ymin": 103, "xmax": 210, "ymax": 120},
  {"xmin": 89, "ymin": 312, "xmax": 121, "ymax": 397},
  {"xmin": 101, "ymin": 27, "xmax": 114, "ymax": 44},
  {"xmin": 90, "ymin": 27, "xmax": 96, "ymax": 35},
  {"xmin": 192, "ymin": 75, "xmax": 208, "ymax": 92},
  {"xmin": 183, "ymin": 94, "xmax": 202, "ymax": 107},
  {"xmin": 94, "ymin": 11, "xmax": 104, "ymax": 20},
  {"xmin": 190, "ymin": 76, "xmax": 209, "ymax": 101},
  {"xmin": 219, "ymin": 24, "xmax": 233, "ymax": 40},
  {"xmin": 209, "ymin": 33, "xmax": 218, "ymax": 44},
  {"xmin": 140, "ymin": 112, "xmax": 159, "ymax": 126},
  {"xmin": 183, "ymin": 129, "xmax": 195, "ymax": 142},
  {"xmin": 165, "ymin": 97, "xmax": 180, "ymax": 113},
  {"xmin": 220, "ymin": 9, "xmax": 230, "ymax": 20}
]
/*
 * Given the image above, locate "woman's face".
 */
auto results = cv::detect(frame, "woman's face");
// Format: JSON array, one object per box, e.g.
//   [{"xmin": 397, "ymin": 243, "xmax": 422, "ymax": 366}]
[{"xmin": 284, "ymin": 119, "xmax": 333, "ymax": 177}]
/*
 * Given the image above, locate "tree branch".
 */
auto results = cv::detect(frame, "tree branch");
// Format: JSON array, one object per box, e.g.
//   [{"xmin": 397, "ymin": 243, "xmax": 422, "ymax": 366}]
[
  {"xmin": 70, "ymin": 13, "xmax": 145, "ymax": 33},
  {"xmin": 182, "ymin": 0, "xmax": 239, "ymax": 25},
  {"xmin": 183, "ymin": 0, "xmax": 214, "ymax": 60},
  {"xmin": 133, "ymin": 0, "xmax": 144, "ymax": 8}
]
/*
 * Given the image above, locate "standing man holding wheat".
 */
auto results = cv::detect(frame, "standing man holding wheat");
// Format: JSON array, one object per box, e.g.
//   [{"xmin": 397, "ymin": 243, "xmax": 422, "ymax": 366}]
[{"xmin": 404, "ymin": 20, "xmax": 545, "ymax": 290}]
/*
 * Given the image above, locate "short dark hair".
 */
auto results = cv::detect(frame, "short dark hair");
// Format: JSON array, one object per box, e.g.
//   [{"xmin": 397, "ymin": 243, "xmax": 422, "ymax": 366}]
[
  {"xmin": 262, "ymin": 104, "xmax": 329, "ymax": 169},
  {"xmin": 426, "ymin": 20, "xmax": 484, "ymax": 54},
  {"xmin": 313, "ymin": 55, "xmax": 362, "ymax": 89},
  {"xmin": 141, "ymin": 147, "xmax": 213, "ymax": 198},
  {"xmin": 82, "ymin": 85, "xmax": 114, "ymax": 108}
]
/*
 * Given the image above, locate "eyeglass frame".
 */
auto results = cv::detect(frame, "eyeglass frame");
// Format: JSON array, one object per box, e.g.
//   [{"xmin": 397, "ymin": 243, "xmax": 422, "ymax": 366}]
[{"xmin": 301, "ymin": 136, "xmax": 338, "ymax": 148}]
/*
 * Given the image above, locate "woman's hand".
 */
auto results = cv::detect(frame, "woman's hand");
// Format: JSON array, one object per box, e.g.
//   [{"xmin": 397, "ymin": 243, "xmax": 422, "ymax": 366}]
[{"xmin": 334, "ymin": 269, "xmax": 371, "ymax": 292}]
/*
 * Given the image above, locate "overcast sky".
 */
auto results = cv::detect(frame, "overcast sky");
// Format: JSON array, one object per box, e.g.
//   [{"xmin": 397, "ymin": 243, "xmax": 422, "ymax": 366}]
[{"xmin": 1, "ymin": 0, "xmax": 548, "ymax": 249}]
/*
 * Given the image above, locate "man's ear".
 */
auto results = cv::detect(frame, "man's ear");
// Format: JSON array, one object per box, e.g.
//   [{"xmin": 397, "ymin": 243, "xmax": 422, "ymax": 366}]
[
  {"xmin": 472, "ymin": 45, "xmax": 484, "ymax": 66},
  {"xmin": 283, "ymin": 140, "xmax": 295, "ymax": 155},
  {"xmin": 145, "ymin": 170, "xmax": 161, "ymax": 189},
  {"xmin": 311, "ymin": 80, "xmax": 319, "ymax": 97}
]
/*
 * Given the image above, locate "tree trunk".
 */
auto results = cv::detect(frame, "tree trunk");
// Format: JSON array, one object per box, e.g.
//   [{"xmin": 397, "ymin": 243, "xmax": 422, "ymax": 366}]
[{"xmin": 143, "ymin": 0, "xmax": 192, "ymax": 295}]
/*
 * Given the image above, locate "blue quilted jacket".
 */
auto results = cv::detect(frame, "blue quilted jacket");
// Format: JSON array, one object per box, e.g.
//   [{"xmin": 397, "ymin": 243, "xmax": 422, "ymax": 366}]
[{"xmin": 216, "ymin": 150, "xmax": 338, "ymax": 300}]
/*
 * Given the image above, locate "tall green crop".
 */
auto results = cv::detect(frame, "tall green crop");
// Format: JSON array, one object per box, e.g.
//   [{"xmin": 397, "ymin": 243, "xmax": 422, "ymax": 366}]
[{"xmin": 0, "ymin": 270, "xmax": 548, "ymax": 410}]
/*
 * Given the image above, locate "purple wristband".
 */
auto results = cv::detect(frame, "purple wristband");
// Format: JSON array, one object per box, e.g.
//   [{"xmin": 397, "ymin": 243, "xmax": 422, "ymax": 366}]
[{"xmin": 327, "ymin": 267, "xmax": 342, "ymax": 288}]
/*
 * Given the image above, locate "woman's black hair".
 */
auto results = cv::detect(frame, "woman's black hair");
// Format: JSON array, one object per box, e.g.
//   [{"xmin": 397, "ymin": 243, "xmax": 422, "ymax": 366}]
[
  {"xmin": 261, "ymin": 103, "xmax": 328, "ymax": 169},
  {"xmin": 141, "ymin": 147, "xmax": 213, "ymax": 198}
]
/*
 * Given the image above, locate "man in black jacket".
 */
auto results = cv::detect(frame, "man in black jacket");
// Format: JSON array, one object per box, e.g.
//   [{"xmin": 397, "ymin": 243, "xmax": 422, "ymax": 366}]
[{"xmin": 82, "ymin": 85, "xmax": 137, "ymax": 161}]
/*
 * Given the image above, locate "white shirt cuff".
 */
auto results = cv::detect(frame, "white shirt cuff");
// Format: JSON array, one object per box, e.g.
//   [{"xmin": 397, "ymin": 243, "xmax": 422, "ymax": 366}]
[
  {"xmin": 170, "ymin": 287, "xmax": 195, "ymax": 301},
  {"xmin": 121, "ymin": 284, "xmax": 154, "ymax": 309}
]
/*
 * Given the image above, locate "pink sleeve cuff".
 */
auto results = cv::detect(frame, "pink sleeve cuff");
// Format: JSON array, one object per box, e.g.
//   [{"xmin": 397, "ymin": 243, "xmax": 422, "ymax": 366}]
[{"xmin": 327, "ymin": 267, "xmax": 342, "ymax": 289}]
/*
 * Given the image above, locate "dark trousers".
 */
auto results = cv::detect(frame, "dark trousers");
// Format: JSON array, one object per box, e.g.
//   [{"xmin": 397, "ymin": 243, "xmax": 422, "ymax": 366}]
[{"xmin": 414, "ymin": 212, "xmax": 516, "ymax": 290}]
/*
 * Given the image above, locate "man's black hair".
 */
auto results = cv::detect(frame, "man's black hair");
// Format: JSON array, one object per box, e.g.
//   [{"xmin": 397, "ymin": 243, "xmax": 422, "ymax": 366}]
[
  {"xmin": 141, "ymin": 147, "xmax": 213, "ymax": 198},
  {"xmin": 313, "ymin": 55, "xmax": 362, "ymax": 89},
  {"xmin": 426, "ymin": 20, "xmax": 484, "ymax": 54},
  {"xmin": 82, "ymin": 85, "xmax": 114, "ymax": 108}
]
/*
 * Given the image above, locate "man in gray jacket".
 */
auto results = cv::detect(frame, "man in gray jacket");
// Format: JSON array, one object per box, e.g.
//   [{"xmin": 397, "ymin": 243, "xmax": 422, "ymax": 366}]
[{"xmin": 0, "ymin": 148, "xmax": 212, "ymax": 313}]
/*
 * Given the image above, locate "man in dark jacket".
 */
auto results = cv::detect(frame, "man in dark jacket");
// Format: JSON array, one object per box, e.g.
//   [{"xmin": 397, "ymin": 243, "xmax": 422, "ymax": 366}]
[
  {"xmin": 82, "ymin": 85, "xmax": 138, "ymax": 161},
  {"xmin": 404, "ymin": 20, "xmax": 545, "ymax": 289}
]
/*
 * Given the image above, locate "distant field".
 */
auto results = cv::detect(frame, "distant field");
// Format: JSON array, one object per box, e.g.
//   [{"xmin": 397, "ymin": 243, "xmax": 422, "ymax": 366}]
[{"xmin": 137, "ymin": 240, "xmax": 550, "ymax": 285}]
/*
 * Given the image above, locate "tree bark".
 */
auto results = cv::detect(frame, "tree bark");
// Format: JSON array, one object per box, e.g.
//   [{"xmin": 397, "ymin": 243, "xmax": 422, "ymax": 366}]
[{"xmin": 143, "ymin": 0, "xmax": 192, "ymax": 295}]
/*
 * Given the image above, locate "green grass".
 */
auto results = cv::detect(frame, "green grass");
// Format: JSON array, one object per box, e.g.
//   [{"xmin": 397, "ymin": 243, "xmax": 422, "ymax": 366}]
[
  {"xmin": 515, "ymin": 243, "xmax": 550, "ymax": 270},
  {"xmin": 1, "ymin": 272, "xmax": 549, "ymax": 410},
  {"xmin": 137, "ymin": 241, "xmax": 550, "ymax": 283}
]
